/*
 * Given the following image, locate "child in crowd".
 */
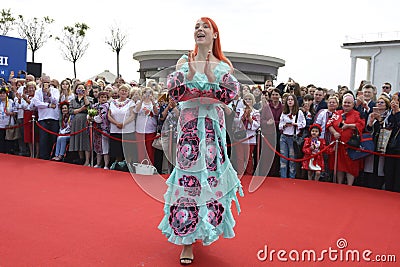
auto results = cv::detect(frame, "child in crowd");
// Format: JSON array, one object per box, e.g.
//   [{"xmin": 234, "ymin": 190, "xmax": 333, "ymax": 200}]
[
  {"xmin": 302, "ymin": 124, "xmax": 326, "ymax": 181},
  {"xmin": 93, "ymin": 91, "xmax": 111, "ymax": 169},
  {"xmin": 52, "ymin": 101, "xmax": 71, "ymax": 161}
]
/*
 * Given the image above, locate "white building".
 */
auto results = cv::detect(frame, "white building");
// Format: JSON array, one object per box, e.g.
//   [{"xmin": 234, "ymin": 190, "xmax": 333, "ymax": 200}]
[{"xmin": 342, "ymin": 36, "xmax": 400, "ymax": 94}]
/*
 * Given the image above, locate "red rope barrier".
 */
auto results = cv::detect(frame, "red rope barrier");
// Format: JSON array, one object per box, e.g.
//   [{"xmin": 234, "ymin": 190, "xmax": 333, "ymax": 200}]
[
  {"xmin": 35, "ymin": 121, "xmax": 89, "ymax": 137},
  {"xmin": 0, "ymin": 121, "xmax": 31, "ymax": 130},
  {"xmin": 227, "ymin": 134, "xmax": 256, "ymax": 147},
  {"xmin": 341, "ymin": 141, "xmax": 400, "ymax": 159},
  {"xmin": 92, "ymin": 126, "xmax": 160, "ymax": 143},
  {"xmin": 261, "ymin": 133, "xmax": 335, "ymax": 162}
]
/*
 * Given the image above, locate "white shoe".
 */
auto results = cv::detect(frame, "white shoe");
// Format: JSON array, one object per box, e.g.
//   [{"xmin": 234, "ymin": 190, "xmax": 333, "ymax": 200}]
[
  {"xmin": 104, "ymin": 166, "xmax": 109, "ymax": 170},
  {"xmin": 94, "ymin": 165, "xmax": 102, "ymax": 168}
]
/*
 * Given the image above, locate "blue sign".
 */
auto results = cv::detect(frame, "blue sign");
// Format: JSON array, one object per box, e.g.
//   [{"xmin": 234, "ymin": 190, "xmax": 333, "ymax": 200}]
[{"xmin": 0, "ymin": 35, "xmax": 27, "ymax": 81}]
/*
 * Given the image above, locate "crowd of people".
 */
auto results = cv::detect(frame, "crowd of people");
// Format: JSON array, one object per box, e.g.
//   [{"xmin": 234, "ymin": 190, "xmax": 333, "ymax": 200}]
[{"xmin": 0, "ymin": 73, "xmax": 399, "ymax": 192}]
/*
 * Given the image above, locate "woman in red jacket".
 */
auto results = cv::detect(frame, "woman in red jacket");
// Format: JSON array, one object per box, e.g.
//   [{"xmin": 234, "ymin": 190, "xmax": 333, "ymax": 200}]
[{"xmin": 327, "ymin": 93, "xmax": 365, "ymax": 185}]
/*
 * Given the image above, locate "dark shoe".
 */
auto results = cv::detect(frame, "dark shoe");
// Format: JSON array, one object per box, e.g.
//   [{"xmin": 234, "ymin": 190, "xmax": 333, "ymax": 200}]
[{"xmin": 180, "ymin": 257, "xmax": 193, "ymax": 265}]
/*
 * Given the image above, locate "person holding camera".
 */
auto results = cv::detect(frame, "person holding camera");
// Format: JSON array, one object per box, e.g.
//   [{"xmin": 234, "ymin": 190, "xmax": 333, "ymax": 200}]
[
  {"xmin": 327, "ymin": 93, "xmax": 365, "ymax": 185},
  {"xmin": 32, "ymin": 75, "xmax": 60, "ymax": 160},
  {"xmin": 355, "ymin": 84, "xmax": 376, "ymax": 122},
  {"xmin": 384, "ymin": 93, "xmax": 400, "ymax": 192},
  {"xmin": 68, "ymin": 83, "xmax": 93, "ymax": 166},
  {"xmin": 364, "ymin": 95, "xmax": 391, "ymax": 189}
]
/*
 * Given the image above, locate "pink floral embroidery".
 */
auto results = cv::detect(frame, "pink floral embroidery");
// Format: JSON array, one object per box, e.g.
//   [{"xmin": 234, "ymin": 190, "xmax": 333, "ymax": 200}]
[
  {"xmin": 177, "ymin": 132, "xmax": 200, "ymax": 170},
  {"xmin": 169, "ymin": 197, "xmax": 199, "ymax": 236},
  {"xmin": 207, "ymin": 198, "xmax": 225, "ymax": 227},
  {"xmin": 178, "ymin": 175, "xmax": 201, "ymax": 197}
]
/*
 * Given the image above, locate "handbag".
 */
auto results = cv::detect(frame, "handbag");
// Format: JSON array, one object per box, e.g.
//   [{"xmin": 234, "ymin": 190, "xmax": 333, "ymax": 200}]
[
  {"xmin": 5, "ymin": 115, "xmax": 21, "ymax": 141},
  {"xmin": 133, "ymin": 159, "xmax": 157, "ymax": 175},
  {"xmin": 347, "ymin": 129, "xmax": 360, "ymax": 148},
  {"xmin": 110, "ymin": 160, "xmax": 129, "ymax": 172},
  {"xmin": 387, "ymin": 128, "xmax": 400, "ymax": 150},
  {"xmin": 233, "ymin": 129, "xmax": 247, "ymax": 140},
  {"xmin": 377, "ymin": 128, "xmax": 392, "ymax": 153},
  {"xmin": 152, "ymin": 135, "xmax": 163, "ymax": 150},
  {"xmin": 292, "ymin": 111, "xmax": 304, "ymax": 157},
  {"xmin": 347, "ymin": 133, "xmax": 374, "ymax": 160}
]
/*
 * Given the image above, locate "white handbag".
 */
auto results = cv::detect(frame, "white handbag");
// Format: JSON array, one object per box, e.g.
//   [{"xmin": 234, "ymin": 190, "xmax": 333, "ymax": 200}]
[
  {"xmin": 133, "ymin": 159, "xmax": 156, "ymax": 175},
  {"xmin": 308, "ymin": 158, "xmax": 321, "ymax": 171}
]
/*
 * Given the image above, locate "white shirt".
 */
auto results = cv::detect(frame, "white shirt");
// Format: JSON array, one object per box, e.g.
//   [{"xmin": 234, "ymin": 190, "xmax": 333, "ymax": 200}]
[
  {"xmin": 135, "ymin": 101, "xmax": 158, "ymax": 134},
  {"xmin": 109, "ymin": 99, "xmax": 136, "ymax": 134},
  {"xmin": 314, "ymin": 109, "xmax": 333, "ymax": 138},
  {"xmin": 233, "ymin": 108, "xmax": 260, "ymax": 144},
  {"xmin": 0, "ymin": 98, "xmax": 17, "ymax": 128},
  {"xmin": 32, "ymin": 87, "xmax": 60, "ymax": 121},
  {"xmin": 279, "ymin": 110, "xmax": 306, "ymax": 136}
]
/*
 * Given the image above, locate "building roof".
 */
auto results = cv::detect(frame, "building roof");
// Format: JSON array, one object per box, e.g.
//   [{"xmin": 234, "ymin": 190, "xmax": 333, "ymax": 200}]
[{"xmin": 87, "ymin": 70, "xmax": 117, "ymax": 84}]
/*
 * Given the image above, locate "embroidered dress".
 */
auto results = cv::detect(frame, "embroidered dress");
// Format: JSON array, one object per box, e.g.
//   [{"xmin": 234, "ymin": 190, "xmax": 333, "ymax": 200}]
[
  {"xmin": 158, "ymin": 55, "xmax": 243, "ymax": 245},
  {"xmin": 93, "ymin": 102, "xmax": 110, "ymax": 154}
]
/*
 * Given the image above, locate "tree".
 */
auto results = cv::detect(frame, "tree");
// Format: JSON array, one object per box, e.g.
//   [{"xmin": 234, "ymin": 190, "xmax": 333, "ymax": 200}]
[
  {"xmin": 17, "ymin": 15, "xmax": 54, "ymax": 62},
  {"xmin": 105, "ymin": 25, "xmax": 127, "ymax": 78},
  {"xmin": 0, "ymin": 8, "xmax": 15, "ymax": 35},
  {"xmin": 56, "ymin": 23, "xmax": 89, "ymax": 78}
]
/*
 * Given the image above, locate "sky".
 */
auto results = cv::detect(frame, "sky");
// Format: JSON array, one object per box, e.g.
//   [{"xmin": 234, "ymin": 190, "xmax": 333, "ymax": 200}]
[{"xmin": 3, "ymin": 0, "xmax": 400, "ymax": 89}]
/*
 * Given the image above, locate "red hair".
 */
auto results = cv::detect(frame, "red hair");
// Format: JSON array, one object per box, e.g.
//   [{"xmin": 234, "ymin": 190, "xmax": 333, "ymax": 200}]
[{"xmin": 193, "ymin": 17, "xmax": 233, "ymax": 71}]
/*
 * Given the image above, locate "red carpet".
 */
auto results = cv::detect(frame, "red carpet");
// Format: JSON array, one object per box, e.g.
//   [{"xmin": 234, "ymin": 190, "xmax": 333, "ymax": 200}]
[{"xmin": 0, "ymin": 154, "xmax": 399, "ymax": 266}]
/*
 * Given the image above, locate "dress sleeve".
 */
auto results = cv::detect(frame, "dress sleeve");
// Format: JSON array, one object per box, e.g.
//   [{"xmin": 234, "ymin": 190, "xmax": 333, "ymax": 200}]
[
  {"xmin": 354, "ymin": 111, "xmax": 365, "ymax": 134},
  {"xmin": 326, "ymin": 111, "xmax": 339, "ymax": 130},
  {"xmin": 214, "ymin": 72, "xmax": 239, "ymax": 104},
  {"xmin": 167, "ymin": 70, "xmax": 188, "ymax": 102},
  {"xmin": 302, "ymin": 138, "xmax": 312, "ymax": 154}
]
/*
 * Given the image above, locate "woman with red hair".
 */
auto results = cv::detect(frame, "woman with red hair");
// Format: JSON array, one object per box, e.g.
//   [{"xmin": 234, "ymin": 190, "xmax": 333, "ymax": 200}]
[{"xmin": 158, "ymin": 17, "xmax": 242, "ymax": 265}]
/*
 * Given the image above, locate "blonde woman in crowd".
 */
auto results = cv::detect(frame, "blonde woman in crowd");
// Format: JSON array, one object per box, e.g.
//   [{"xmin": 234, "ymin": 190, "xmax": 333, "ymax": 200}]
[
  {"xmin": 134, "ymin": 87, "xmax": 158, "ymax": 165},
  {"xmin": 20, "ymin": 81, "xmax": 39, "ymax": 157},
  {"xmin": 130, "ymin": 87, "xmax": 142, "ymax": 104},
  {"xmin": 108, "ymin": 84, "xmax": 137, "ymax": 164},
  {"xmin": 59, "ymin": 79, "xmax": 75, "ymax": 102},
  {"xmin": 233, "ymin": 93, "xmax": 260, "ymax": 175}
]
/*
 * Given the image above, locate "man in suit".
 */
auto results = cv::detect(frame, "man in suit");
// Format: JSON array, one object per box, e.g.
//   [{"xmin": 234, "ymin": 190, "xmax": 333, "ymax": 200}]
[
  {"xmin": 355, "ymin": 84, "xmax": 376, "ymax": 121},
  {"xmin": 313, "ymin": 87, "xmax": 327, "ymax": 113}
]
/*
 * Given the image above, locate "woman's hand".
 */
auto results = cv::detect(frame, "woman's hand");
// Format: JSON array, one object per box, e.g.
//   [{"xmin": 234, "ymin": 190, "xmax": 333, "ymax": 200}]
[
  {"xmin": 333, "ymin": 131, "xmax": 341, "ymax": 140},
  {"xmin": 116, "ymin": 122, "xmax": 124, "ymax": 129},
  {"xmin": 187, "ymin": 50, "xmax": 196, "ymax": 81},
  {"xmin": 204, "ymin": 50, "xmax": 216, "ymax": 83}
]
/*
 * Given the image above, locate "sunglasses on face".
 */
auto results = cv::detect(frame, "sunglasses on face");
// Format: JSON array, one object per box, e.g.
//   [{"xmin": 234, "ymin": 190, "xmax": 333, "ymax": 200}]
[{"xmin": 382, "ymin": 86, "xmax": 390, "ymax": 89}]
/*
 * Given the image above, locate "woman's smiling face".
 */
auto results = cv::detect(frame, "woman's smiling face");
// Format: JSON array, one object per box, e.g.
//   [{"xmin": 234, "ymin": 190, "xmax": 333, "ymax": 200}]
[{"xmin": 194, "ymin": 19, "xmax": 214, "ymax": 46}]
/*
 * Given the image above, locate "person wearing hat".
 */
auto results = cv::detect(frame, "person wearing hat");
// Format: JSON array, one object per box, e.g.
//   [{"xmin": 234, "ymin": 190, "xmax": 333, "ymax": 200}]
[{"xmin": 301, "ymin": 124, "xmax": 326, "ymax": 181}]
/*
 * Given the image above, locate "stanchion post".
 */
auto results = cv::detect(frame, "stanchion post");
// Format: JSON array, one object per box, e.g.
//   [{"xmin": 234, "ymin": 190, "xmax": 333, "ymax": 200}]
[
  {"xmin": 31, "ymin": 114, "xmax": 35, "ymax": 158},
  {"xmin": 89, "ymin": 120, "xmax": 94, "ymax": 167},
  {"xmin": 168, "ymin": 124, "xmax": 173, "ymax": 174},
  {"xmin": 333, "ymin": 140, "xmax": 339, "ymax": 183},
  {"xmin": 255, "ymin": 129, "xmax": 261, "ymax": 176}
]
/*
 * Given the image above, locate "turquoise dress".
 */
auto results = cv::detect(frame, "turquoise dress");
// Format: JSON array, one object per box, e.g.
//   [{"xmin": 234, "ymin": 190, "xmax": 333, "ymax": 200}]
[{"xmin": 158, "ymin": 55, "xmax": 243, "ymax": 245}]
